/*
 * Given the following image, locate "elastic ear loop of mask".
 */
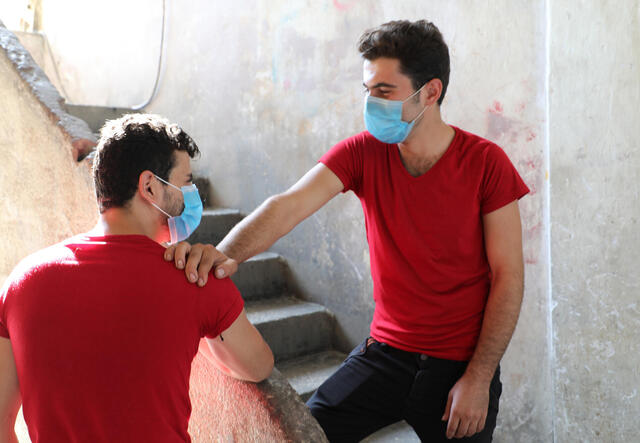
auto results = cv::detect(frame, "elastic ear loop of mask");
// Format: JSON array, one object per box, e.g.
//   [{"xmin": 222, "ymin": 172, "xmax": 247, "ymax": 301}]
[
  {"xmin": 404, "ymin": 82, "xmax": 430, "ymax": 124},
  {"xmin": 150, "ymin": 174, "xmax": 179, "ymax": 217}
]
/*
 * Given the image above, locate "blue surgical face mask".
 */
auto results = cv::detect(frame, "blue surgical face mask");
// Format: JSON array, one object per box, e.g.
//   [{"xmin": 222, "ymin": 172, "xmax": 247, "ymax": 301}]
[
  {"xmin": 150, "ymin": 174, "xmax": 203, "ymax": 245},
  {"xmin": 363, "ymin": 84, "xmax": 429, "ymax": 144}
]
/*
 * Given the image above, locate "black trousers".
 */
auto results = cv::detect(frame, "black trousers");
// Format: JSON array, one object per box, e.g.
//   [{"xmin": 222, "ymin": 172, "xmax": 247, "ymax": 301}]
[{"xmin": 307, "ymin": 338, "xmax": 502, "ymax": 443}]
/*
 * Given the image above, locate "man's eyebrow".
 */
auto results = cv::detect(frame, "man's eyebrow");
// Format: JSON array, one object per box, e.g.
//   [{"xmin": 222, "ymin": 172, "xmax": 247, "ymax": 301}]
[{"xmin": 363, "ymin": 82, "xmax": 397, "ymax": 89}]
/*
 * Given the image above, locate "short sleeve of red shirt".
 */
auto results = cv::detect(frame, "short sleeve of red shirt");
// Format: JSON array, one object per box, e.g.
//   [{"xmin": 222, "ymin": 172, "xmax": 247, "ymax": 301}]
[
  {"xmin": 319, "ymin": 132, "xmax": 366, "ymax": 194},
  {"xmin": 198, "ymin": 277, "xmax": 244, "ymax": 339},
  {"xmin": 480, "ymin": 143, "xmax": 530, "ymax": 214}
]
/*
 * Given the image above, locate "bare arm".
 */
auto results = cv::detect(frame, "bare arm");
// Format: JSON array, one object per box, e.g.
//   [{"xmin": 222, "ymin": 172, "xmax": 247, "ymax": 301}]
[
  {"xmin": 0, "ymin": 338, "xmax": 20, "ymax": 443},
  {"xmin": 165, "ymin": 163, "xmax": 344, "ymax": 283},
  {"xmin": 443, "ymin": 200, "xmax": 525, "ymax": 439},
  {"xmin": 205, "ymin": 310, "xmax": 274, "ymax": 383},
  {"xmin": 218, "ymin": 163, "xmax": 344, "ymax": 262},
  {"xmin": 466, "ymin": 200, "xmax": 524, "ymax": 381}
]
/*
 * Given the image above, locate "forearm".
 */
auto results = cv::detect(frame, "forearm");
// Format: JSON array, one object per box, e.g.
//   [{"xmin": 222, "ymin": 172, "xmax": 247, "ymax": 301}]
[
  {"xmin": 465, "ymin": 271, "xmax": 524, "ymax": 383},
  {"xmin": 217, "ymin": 194, "xmax": 297, "ymax": 263}
]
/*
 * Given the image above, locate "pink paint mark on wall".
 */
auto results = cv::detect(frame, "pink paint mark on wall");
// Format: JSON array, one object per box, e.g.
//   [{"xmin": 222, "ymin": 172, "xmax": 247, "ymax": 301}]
[
  {"xmin": 526, "ymin": 130, "xmax": 537, "ymax": 142},
  {"xmin": 332, "ymin": 0, "xmax": 359, "ymax": 11},
  {"xmin": 523, "ymin": 221, "xmax": 542, "ymax": 264},
  {"xmin": 486, "ymin": 110, "xmax": 514, "ymax": 142},
  {"xmin": 490, "ymin": 100, "xmax": 504, "ymax": 114}
]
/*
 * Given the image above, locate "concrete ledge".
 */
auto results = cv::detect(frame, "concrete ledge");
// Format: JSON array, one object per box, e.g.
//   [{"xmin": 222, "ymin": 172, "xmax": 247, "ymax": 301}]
[
  {"xmin": 189, "ymin": 339, "xmax": 328, "ymax": 442},
  {"xmin": 0, "ymin": 21, "xmax": 95, "ymax": 161}
]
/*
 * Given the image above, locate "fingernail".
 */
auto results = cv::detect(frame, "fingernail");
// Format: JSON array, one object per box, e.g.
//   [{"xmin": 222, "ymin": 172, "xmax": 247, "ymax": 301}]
[
  {"xmin": 177, "ymin": 260, "xmax": 184, "ymax": 269},
  {"xmin": 164, "ymin": 253, "xmax": 170, "ymax": 260},
  {"xmin": 198, "ymin": 278, "xmax": 204, "ymax": 286},
  {"xmin": 189, "ymin": 273, "xmax": 197, "ymax": 282},
  {"xmin": 216, "ymin": 269, "xmax": 225, "ymax": 278}
]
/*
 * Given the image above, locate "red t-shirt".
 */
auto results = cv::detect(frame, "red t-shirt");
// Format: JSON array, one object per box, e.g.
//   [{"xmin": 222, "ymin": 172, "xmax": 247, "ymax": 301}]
[
  {"xmin": 320, "ymin": 127, "xmax": 529, "ymax": 361},
  {"xmin": 0, "ymin": 234, "xmax": 243, "ymax": 443}
]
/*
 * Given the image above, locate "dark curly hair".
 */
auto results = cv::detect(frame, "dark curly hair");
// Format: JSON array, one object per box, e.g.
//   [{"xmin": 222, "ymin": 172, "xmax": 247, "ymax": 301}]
[
  {"xmin": 358, "ymin": 20, "xmax": 450, "ymax": 105},
  {"xmin": 93, "ymin": 114, "xmax": 200, "ymax": 213}
]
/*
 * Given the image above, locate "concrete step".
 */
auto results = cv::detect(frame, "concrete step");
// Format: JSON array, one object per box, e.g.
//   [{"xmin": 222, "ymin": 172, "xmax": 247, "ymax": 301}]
[
  {"xmin": 232, "ymin": 252, "xmax": 288, "ymax": 300},
  {"xmin": 278, "ymin": 352, "xmax": 419, "ymax": 442},
  {"xmin": 246, "ymin": 296, "xmax": 334, "ymax": 363},
  {"xmin": 278, "ymin": 350, "xmax": 346, "ymax": 402},
  {"xmin": 187, "ymin": 208, "xmax": 244, "ymax": 246},
  {"xmin": 363, "ymin": 421, "xmax": 419, "ymax": 442}
]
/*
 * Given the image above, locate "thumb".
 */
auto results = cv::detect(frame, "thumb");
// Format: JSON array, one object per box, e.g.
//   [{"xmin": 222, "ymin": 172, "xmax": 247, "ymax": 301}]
[
  {"xmin": 215, "ymin": 258, "xmax": 238, "ymax": 279},
  {"xmin": 442, "ymin": 391, "xmax": 453, "ymax": 421}
]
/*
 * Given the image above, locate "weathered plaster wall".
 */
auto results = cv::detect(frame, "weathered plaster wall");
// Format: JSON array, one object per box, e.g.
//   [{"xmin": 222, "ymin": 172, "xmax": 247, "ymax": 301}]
[
  {"xmin": 29, "ymin": 1, "xmax": 551, "ymax": 440},
  {"xmin": 12, "ymin": 31, "xmax": 65, "ymax": 96},
  {"xmin": 35, "ymin": 0, "xmax": 161, "ymax": 107},
  {"xmin": 0, "ymin": 27, "xmax": 96, "ymax": 288},
  {"xmin": 549, "ymin": 1, "xmax": 640, "ymax": 441}
]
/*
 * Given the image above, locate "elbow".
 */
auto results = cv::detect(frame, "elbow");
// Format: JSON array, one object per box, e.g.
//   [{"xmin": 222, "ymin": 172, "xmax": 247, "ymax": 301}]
[{"xmin": 248, "ymin": 349, "xmax": 274, "ymax": 383}]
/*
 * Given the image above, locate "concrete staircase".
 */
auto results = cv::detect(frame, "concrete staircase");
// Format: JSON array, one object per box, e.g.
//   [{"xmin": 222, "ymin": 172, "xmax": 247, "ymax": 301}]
[
  {"xmin": 188, "ymin": 209, "xmax": 348, "ymax": 399},
  {"xmin": 189, "ymin": 209, "xmax": 419, "ymax": 442}
]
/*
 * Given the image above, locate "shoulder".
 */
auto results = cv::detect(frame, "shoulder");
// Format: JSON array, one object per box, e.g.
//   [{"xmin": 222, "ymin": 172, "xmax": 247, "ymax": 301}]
[
  {"xmin": 331, "ymin": 131, "xmax": 387, "ymax": 152},
  {"xmin": 1, "ymin": 239, "xmax": 74, "ymax": 294},
  {"xmin": 451, "ymin": 126, "xmax": 512, "ymax": 166},
  {"xmin": 453, "ymin": 126, "xmax": 497, "ymax": 153}
]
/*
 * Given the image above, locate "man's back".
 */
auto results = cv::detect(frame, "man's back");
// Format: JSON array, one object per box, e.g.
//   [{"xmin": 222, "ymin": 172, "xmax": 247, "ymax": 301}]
[{"xmin": 0, "ymin": 234, "xmax": 243, "ymax": 443}]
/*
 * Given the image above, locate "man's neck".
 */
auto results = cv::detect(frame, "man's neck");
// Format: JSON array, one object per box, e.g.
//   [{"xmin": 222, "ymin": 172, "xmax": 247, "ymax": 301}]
[
  {"xmin": 397, "ymin": 112, "xmax": 455, "ymax": 177},
  {"xmin": 95, "ymin": 206, "xmax": 164, "ymax": 242}
]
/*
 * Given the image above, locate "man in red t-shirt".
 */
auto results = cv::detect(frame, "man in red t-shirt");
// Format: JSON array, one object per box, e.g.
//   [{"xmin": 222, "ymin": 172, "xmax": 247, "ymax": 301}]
[
  {"xmin": 166, "ymin": 21, "xmax": 528, "ymax": 442},
  {"xmin": 0, "ymin": 114, "xmax": 273, "ymax": 442}
]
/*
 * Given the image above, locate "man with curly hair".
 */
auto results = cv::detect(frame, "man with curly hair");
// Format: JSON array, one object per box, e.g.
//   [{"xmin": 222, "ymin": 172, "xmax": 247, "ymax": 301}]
[{"xmin": 0, "ymin": 114, "xmax": 273, "ymax": 442}]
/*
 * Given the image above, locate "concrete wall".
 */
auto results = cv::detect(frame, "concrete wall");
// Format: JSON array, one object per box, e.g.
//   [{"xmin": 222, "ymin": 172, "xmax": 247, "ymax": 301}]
[
  {"xmin": 33, "ymin": 0, "xmax": 161, "ymax": 106},
  {"xmin": 23, "ymin": 0, "xmax": 640, "ymax": 440},
  {"xmin": 0, "ymin": 24, "xmax": 96, "ymax": 288},
  {"xmin": 12, "ymin": 31, "xmax": 66, "ymax": 99},
  {"xmin": 549, "ymin": 1, "xmax": 640, "ymax": 441}
]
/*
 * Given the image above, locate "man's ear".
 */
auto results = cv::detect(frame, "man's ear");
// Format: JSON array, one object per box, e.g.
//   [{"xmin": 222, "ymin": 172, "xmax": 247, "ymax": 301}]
[
  {"xmin": 138, "ymin": 170, "xmax": 158, "ymax": 203},
  {"xmin": 421, "ymin": 78, "xmax": 443, "ymax": 106}
]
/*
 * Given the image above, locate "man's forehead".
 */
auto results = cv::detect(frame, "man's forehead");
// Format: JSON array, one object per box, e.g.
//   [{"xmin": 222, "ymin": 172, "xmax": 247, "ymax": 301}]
[{"xmin": 362, "ymin": 58, "xmax": 406, "ymax": 84}]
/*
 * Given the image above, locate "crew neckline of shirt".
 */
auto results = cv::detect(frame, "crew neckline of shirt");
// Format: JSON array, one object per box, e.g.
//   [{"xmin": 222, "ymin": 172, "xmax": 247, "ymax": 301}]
[
  {"xmin": 78, "ymin": 233, "xmax": 159, "ymax": 246},
  {"xmin": 392, "ymin": 125, "xmax": 461, "ymax": 181}
]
